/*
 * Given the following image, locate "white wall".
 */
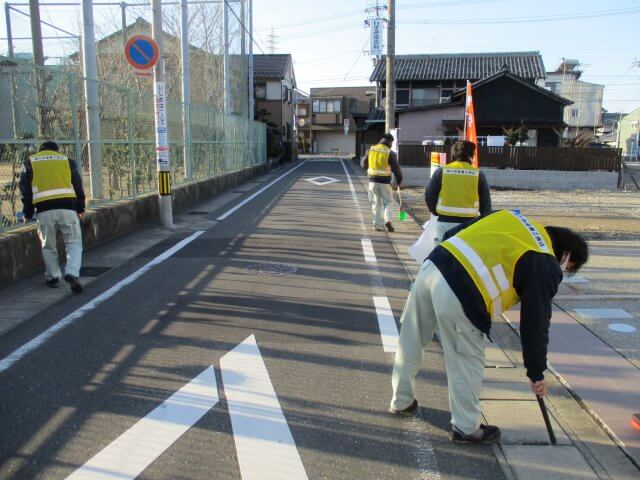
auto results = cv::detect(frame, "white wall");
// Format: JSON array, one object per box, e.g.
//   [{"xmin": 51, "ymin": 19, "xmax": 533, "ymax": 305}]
[
  {"xmin": 314, "ymin": 131, "xmax": 356, "ymax": 154},
  {"xmin": 402, "ymin": 167, "xmax": 619, "ymax": 191}
]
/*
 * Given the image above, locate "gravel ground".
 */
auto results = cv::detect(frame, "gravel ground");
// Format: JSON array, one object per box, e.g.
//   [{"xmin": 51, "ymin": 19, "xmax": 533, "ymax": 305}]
[{"xmin": 400, "ymin": 188, "xmax": 640, "ymax": 240}]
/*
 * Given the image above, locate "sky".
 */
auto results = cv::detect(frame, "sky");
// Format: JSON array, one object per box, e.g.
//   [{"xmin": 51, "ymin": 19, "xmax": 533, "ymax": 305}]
[{"xmin": 2, "ymin": 0, "xmax": 639, "ymax": 113}]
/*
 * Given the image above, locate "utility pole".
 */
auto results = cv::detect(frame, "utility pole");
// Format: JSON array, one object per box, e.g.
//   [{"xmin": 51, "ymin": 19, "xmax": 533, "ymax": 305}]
[
  {"xmin": 152, "ymin": 0, "xmax": 173, "ymax": 225},
  {"xmin": 180, "ymin": 0, "xmax": 192, "ymax": 179},
  {"xmin": 384, "ymin": 0, "xmax": 395, "ymax": 133},
  {"xmin": 223, "ymin": 0, "xmax": 230, "ymax": 114},
  {"xmin": 28, "ymin": 0, "xmax": 43, "ymax": 66},
  {"xmin": 120, "ymin": 2, "xmax": 127, "ymax": 47},
  {"xmin": 248, "ymin": 0, "xmax": 254, "ymax": 120},
  {"xmin": 29, "ymin": 0, "xmax": 48, "ymax": 136},
  {"xmin": 81, "ymin": 0, "xmax": 104, "ymax": 199},
  {"xmin": 5, "ymin": 3, "xmax": 14, "ymax": 57}
]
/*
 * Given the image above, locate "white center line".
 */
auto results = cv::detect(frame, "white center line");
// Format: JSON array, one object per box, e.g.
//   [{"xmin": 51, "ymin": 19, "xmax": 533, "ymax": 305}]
[
  {"xmin": 221, "ymin": 335, "xmax": 308, "ymax": 480},
  {"xmin": 66, "ymin": 366, "xmax": 219, "ymax": 480},
  {"xmin": 361, "ymin": 238, "xmax": 378, "ymax": 263},
  {"xmin": 217, "ymin": 161, "xmax": 308, "ymax": 220},
  {"xmin": 0, "ymin": 230, "xmax": 205, "ymax": 373},
  {"xmin": 373, "ymin": 296, "xmax": 399, "ymax": 353}
]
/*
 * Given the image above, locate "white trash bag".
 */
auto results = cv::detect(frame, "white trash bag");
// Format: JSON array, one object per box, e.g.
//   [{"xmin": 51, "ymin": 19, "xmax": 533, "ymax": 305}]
[{"xmin": 408, "ymin": 215, "xmax": 438, "ymax": 265}]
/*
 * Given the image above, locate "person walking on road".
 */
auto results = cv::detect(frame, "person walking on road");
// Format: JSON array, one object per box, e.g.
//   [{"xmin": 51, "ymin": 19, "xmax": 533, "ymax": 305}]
[
  {"xmin": 361, "ymin": 133, "xmax": 403, "ymax": 232},
  {"xmin": 426, "ymin": 140, "xmax": 491, "ymax": 243},
  {"xmin": 20, "ymin": 141, "xmax": 86, "ymax": 293},
  {"xmin": 389, "ymin": 209, "xmax": 588, "ymax": 444}
]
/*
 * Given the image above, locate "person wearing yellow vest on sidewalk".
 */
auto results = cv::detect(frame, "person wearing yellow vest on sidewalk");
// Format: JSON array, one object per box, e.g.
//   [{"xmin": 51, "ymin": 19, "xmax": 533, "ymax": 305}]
[
  {"xmin": 361, "ymin": 133, "xmax": 403, "ymax": 232},
  {"xmin": 426, "ymin": 140, "xmax": 491, "ymax": 243},
  {"xmin": 20, "ymin": 141, "xmax": 86, "ymax": 293},
  {"xmin": 389, "ymin": 210, "xmax": 588, "ymax": 444}
]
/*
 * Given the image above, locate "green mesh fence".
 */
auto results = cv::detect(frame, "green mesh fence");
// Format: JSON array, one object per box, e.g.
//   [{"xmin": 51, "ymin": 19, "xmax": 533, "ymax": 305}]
[{"xmin": 0, "ymin": 55, "xmax": 267, "ymax": 232}]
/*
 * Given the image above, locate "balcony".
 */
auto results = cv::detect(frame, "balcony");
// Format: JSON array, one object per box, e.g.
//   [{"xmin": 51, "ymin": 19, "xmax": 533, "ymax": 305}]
[{"xmin": 313, "ymin": 113, "xmax": 343, "ymax": 125}]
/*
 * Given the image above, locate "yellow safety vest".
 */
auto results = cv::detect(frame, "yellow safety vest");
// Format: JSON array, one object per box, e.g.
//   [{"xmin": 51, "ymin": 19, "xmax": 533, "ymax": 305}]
[
  {"xmin": 436, "ymin": 161, "xmax": 480, "ymax": 217},
  {"xmin": 29, "ymin": 150, "xmax": 76, "ymax": 205},
  {"xmin": 367, "ymin": 143, "xmax": 392, "ymax": 177},
  {"xmin": 441, "ymin": 210, "xmax": 555, "ymax": 319}
]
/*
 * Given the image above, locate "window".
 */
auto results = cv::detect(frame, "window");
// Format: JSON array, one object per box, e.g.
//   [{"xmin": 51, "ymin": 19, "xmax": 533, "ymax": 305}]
[
  {"xmin": 297, "ymin": 107, "xmax": 307, "ymax": 116},
  {"xmin": 412, "ymin": 88, "xmax": 439, "ymax": 107},
  {"xmin": 546, "ymin": 82, "xmax": 560, "ymax": 93},
  {"xmin": 255, "ymin": 84, "xmax": 266, "ymax": 99},
  {"xmin": 396, "ymin": 89, "xmax": 410, "ymax": 107},
  {"xmin": 349, "ymin": 98, "xmax": 357, "ymax": 114},
  {"xmin": 312, "ymin": 99, "xmax": 341, "ymax": 113},
  {"xmin": 571, "ymin": 108, "xmax": 579, "ymax": 118}
]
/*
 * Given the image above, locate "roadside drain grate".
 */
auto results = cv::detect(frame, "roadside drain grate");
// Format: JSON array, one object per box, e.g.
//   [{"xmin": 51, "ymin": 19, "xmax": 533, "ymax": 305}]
[
  {"xmin": 187, "ymin": 211, "xmax": 209, "ymax": 215},
  {"xmin": 80, "ymin": 266, "xmax": 113, "ymax": 277},
  {"xmin": 244, "ymin": 263, "xmax": 297, "ymax": 276}
]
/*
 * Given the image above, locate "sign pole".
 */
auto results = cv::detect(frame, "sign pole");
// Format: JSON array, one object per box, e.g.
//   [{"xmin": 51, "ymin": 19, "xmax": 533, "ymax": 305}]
[
  {"xmin": 81, "ymin": 0, "xmax": 104, "ymax": 200},
  {"xmin": 152, "ymin": 0, "xmax": 173, "ymax": 226}
]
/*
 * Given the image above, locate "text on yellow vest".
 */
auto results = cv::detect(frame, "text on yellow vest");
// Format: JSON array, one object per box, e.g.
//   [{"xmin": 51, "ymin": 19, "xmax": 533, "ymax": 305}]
[
  {"xmin": 441, "ymin": 210, "xmax": 555, "ymax": 319},
  {"xmin": 367, "ymin": 143, "xmax": 392, "ymax": 177},
  {"xmin": 436, "ymin": 161, "xmax": 480, "ymax": 217},
  {"xmin": 29, "ymin": 150, "xmax": 76, "ymax": 204}
]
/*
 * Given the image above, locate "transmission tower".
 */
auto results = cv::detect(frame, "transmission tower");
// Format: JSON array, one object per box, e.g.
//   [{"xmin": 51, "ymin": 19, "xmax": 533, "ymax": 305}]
[{"xmin": 266, "ymin": 27, "xmax": 278, "ymax": 54}]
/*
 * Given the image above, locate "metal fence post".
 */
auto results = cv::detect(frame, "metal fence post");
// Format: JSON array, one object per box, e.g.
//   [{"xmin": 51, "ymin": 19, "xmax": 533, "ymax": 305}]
[
  {"xmin": 68, "ymin": 73, "xmax": 83, "ymax": 176},
  {"xmin": 126, "ymin": 88, "xmax": 136, "ymax": 197}
]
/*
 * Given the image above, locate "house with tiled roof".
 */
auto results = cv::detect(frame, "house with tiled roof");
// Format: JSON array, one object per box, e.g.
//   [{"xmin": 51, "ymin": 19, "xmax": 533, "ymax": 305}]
[
  {"xmin": 369, "ymin": 51, "xmax": 546, "ymax": 111},
  {"xmin": 365, "ymin": 52, "xmax": 574, "ymax": 147},
  {"xmin": 253, "ymin": 54, "xmax": 296, "ymax": 154}
]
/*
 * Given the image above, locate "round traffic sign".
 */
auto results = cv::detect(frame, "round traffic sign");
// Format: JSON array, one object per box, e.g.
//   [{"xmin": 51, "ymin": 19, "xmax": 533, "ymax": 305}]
[{"xmin": 124, "ymin": 35, "xmax": 160, "ymax": 70}]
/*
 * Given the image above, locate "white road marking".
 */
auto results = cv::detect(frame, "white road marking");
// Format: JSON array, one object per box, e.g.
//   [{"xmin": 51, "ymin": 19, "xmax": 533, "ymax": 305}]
[
  {"xmin": 304, "ymin": 176, "xmax": 339, "ymax": 185},
  {"xmin": 608, "ymin": 323, "xmax": 636, "ymax": 333},
  {"xmin": 217, "ymin": 161, "xmax": 308, "ymax": 220},
  {"xmin": 361, "ymin": 238, "xmax": 378, "ymax": 263},
  {"xmin": 373, "ymin": 296, "xmax": 399, "ymax": 353},
  {"xmin": 574, "ymin": 308, "xmax": 633, "ymax": 319},
  {"xmin": 0, "ymin": 231, "xmax": 205, "ymax": 373},
  {"xmin": 221, "ymin": 335, "xmax": 308, "ymax": 480},
  {"xmin": 66, "ymin": 366, "xmax": 219, "ymax": 480}
]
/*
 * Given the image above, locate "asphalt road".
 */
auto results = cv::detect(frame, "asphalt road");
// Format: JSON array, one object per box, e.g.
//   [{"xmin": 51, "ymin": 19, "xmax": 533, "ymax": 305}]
[{"xmin": 0, "ymin": 159, "xmax": 506, "ymax": 480}]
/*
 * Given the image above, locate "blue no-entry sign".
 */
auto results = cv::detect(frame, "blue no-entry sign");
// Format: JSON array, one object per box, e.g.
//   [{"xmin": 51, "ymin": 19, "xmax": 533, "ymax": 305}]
[{"xmin": 124, "ymin": 35, "xmax": 159, "ymax": 70}]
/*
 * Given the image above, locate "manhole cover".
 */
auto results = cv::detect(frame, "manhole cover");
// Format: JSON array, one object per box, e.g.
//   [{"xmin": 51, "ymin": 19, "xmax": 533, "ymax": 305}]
[{"xmin": 244, "ymin": 263, "xmax": 297, "ymax": 276}]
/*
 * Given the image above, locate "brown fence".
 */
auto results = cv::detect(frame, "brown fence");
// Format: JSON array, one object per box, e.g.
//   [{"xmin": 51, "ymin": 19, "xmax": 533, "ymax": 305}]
[{"xmin": 399, "ymin": 145, "xmax": 622, "ymax": 172}]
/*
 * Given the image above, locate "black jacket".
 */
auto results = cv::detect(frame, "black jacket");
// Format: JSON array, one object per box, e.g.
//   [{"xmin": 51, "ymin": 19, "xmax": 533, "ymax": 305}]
[
  {"xmin": 20, "ymin": 157, "xmax": 86, "ymax": 219},
  {"xmin": 425, "ymin": 165, "xmax": 491, "ymax": 223},
  {"xmin": 428, "ymin": 214, "xmax": 562, "ymax": 381}
]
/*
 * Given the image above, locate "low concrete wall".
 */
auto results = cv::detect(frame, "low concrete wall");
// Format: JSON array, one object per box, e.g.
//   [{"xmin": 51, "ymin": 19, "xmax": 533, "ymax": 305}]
[
  {"xmin": 0, "ymin": 161, "xmax": 276, "ymax": 289},
  {"xmin": 402, "ymin": 167, "xmax": 619, "ymax": 191}
]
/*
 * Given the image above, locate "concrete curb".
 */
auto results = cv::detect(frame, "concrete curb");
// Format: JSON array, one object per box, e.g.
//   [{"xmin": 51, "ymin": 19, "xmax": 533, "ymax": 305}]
[{"xmin": 0, "ymin": 161, "xmax": 278, "ymax": 290}]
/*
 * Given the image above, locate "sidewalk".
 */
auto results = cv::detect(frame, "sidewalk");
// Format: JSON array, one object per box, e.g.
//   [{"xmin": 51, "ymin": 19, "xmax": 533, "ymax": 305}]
[{"xmin": 368, "ymin": 170, "xmax": 639, "ymax": 480}]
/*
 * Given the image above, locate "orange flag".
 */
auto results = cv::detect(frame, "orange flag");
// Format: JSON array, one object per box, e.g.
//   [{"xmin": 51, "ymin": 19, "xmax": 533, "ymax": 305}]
[{"xmin": 464, "ymin": 80, "xmax": 479, "ymax": 167}]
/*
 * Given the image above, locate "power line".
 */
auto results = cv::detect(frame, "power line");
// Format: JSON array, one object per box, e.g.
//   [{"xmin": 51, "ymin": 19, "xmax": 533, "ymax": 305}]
[{"xmin": 403, "ymin": 7, "xmax": 640, "ymax": 25}]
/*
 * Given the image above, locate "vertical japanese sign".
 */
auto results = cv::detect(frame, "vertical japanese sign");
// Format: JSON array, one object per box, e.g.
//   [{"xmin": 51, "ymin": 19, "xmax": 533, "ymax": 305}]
[
  {"xmin": 370, "ymin": 18, "xmax": 383, "ymax": 56},
  {"xmin": 154, "ymin": 81, "xmax": 170, "ymax": 170}
]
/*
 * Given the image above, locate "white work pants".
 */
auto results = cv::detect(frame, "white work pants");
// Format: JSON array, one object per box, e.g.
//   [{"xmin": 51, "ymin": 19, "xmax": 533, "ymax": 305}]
[
  {"xmin": 391, "ymin": 260, "xmax": 486, "ymax": 435},
  {"xmin": 36, "ymin": 209, "xmax": 83, "ymax": 280},
  {"xmin": 367, "ymin": 182, "xmax": 392, "ymax": 228}
]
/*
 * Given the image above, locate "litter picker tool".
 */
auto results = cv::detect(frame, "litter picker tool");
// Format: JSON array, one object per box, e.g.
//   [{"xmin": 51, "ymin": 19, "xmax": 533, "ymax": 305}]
[
  {"xmin": 537, "ymin": 395, "xmax": 557, "ymax": 445},
  {"xmin": 397, "ymin": 187, "xmax": 407, "ymax": 221}
]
